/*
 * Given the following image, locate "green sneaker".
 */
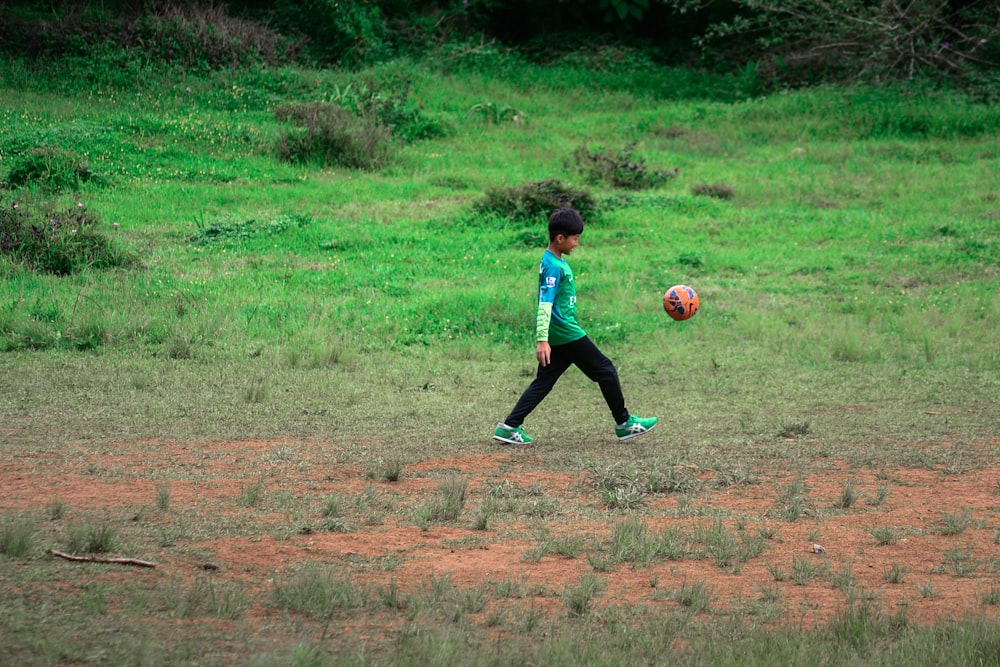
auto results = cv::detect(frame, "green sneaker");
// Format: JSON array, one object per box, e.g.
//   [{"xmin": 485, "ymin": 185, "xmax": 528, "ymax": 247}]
[
  {"xmin": 615, "ymin": 415, "xmax": 658, "ymax": 441},
  {"xmin": 493, "ymin": 423, "xmax": 534, "ymax": 444}
]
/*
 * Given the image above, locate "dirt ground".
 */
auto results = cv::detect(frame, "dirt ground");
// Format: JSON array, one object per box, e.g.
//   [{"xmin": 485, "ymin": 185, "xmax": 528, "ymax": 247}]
[{"xmin": 4, "ymin": 436, "xmax": 1000, "ymax": 633}]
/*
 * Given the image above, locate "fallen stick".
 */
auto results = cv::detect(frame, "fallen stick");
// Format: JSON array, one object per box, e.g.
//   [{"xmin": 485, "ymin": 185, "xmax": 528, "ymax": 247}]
[{"xmin": 47, "ymin": 549, "xmax": 156, "ymax": 568}]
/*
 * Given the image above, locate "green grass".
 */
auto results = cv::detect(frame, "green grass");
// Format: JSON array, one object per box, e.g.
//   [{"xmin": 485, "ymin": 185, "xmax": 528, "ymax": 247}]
[{"xmin": 1, "ymin": 52, "xmax": 999, "ymax": 665}]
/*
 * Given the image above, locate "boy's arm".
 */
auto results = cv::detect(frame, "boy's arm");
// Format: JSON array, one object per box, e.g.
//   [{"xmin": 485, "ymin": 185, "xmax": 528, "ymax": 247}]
[{"xmin": 535, "ymin": 268, "xmax": 558, "ymax": 366}]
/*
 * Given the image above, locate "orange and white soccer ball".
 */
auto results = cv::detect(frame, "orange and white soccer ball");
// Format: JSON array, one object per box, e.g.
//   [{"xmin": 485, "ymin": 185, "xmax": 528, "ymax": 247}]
[{"xmin": 663, "ymin": 284, "xmax": 699, "ymax": 321}]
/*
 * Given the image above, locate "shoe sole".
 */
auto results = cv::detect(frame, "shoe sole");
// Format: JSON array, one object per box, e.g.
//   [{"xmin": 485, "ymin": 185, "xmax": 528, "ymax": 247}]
[
  {"xmin": 617, "ymin": 423, "xmax": 656, "ymax": 441},
  {"xmin": 493, "ymin": 434, "xmax": 532, "ymax": 445}
]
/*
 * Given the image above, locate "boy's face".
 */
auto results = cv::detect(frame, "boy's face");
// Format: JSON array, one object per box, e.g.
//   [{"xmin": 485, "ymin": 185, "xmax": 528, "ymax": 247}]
[{"xmin": 553, "ymin": 233, "xmax": 581, "ymax": 255}]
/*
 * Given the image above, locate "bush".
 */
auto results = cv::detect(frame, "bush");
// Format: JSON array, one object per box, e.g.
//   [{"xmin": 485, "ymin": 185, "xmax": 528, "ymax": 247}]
[
  {"xmin": 476, "ymin": 178, "xmax": 597, "ymax": 222},
  {"xmin": 0, "ymin": 199, "xmax": 137, "ymax": 275},
  {"xmin": 274, "ymin": 102, "xmax": 394, "ymax": 170},
  {"xmin": 6, "ymin": 146, "xmax": 106, "ymax": 192},
  {"xmin": 327, "ymin": 79, "xmax": 448, "ymax": 142},
  {"xmin": 571, "ymin": 143, "xmax": 677, "ymax": 190}
]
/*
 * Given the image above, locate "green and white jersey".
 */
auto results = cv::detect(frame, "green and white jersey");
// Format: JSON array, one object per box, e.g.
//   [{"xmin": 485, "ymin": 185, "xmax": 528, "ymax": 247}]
[{"xmin": 536, "ymin": 249, "xmax": 586, "ymax": 345}]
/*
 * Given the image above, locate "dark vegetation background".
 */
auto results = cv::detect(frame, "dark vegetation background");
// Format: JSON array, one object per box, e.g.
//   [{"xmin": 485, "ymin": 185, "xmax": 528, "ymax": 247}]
[{"xmin": 2, "ymin": 0, "xmax": 998, "ymax": 94}]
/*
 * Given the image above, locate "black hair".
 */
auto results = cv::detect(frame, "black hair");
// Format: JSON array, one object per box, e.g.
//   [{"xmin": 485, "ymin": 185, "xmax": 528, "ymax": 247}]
[{"xmin": 548, "ymin": 208, "xmax": 584, "ymax": 241}]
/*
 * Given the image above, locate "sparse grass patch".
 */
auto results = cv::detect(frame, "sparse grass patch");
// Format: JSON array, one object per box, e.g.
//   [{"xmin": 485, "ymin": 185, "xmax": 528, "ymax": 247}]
[
  {"xmin": 0, "ymin": 514, "xmax": 35, "ymax": 559},
  {"xmin": 563, "ymin": 574, "xmax": 606, "ymax": 617}
]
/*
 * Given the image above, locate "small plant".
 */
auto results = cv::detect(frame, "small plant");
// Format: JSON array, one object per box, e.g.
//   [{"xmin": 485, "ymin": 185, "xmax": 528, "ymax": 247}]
[
  {"xmin": 271, "ymin": 565, "xmax": 363, "ymax": 620},
  {"xmin": 669, "ymin": 579, "xmax": 713, "ymax": 613},
  {"xmin": 980, "ymin": 587, "xmax": 1000, "ymax": 606},
  {"xmin": 790, "ymin": 555, "xmax": 829, "ymax": 584},
  {"xmin": 66, "ymin": 519, "xmax": 118, "ymax": 554},
  {"xmin": 244, "ymin": 377, "xmax": 268, "ymax": 403},
  {"xmin": 917, "ymin": 581, "xmax": 939, "ymax": 598},
  {"xmin": 475, "ymin": 178, "xmax": 597, "ymax": 222},
  {"xmin": 883, "ymin": 562, "xmax": 908, "ymax": 584},
  {"xmin": 413, "ymin": 476, "xmax": 467, "ymax": 528},
  {"xmin": 830, "ymin": 564, "xmax": 857, "ymax": 594},
  {"xmin": 564, "ymin": 574, "xmax": 605, "ymax": 617},
  {"xmin": 6, "ymin": 145, "xmax": 105, "ymax": 192},
  {"xmin": 0, "ymin": 515, "xmax": 35, "ymax": 558},
  {"xmin": 571, "ymin": 143, "xmax": 677, "ymax": 190},
  {"xmin": 239, "ymin": 476, "xmax": 267, "ymax": 508},
  {"xmin": 835, "ymin": 480, "xmax": 858, "ymax": 509},
  {"xmin": 1, "ymin": 199, "xmax": 136, "ymax": 275},
  {"xmin": 367, "ymin": 457, "xmax": 403, "ymax": 482},
  {"xmin": 47, "ymin": 498, "xmax": 67, "ymax": 521},
  {"xmin": 941, "ymin": 548, "xmax": 979, "ymax": 577},
  {"xmin": 867, "ymin": 483, "xmax": 891, "ymax": 506},
  {"xmin": 870, "ymin": 525, "xmax": 901, "ymax": 546},
  {"xmin": 155, "ymin": 485, "xmax": 171, "ymax": 512},
  {"xmin": 775, "ymin": 417, "xmax": 811, "ymax": 439},
  {"xmin": 470, "ymin": 102, "xmax": 525, "ymax": 125},
  {"xmin": 939, "ymin": 509, "xmax": 972, "ymax": 536},
  {"xmin": 766, "ymin": 563, "xmax": 787, "ymax": 581},
  {"xmin": 274, "ymin": 101, "xmax": 393, "ymax": 170},
  {"xmin": 691, "ymin": 182, "xmax": 736, "ymax": 199}
]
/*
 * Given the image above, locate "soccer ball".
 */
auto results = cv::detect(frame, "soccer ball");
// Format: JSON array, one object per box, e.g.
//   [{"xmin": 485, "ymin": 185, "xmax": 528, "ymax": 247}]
[{"xmin": 663, "ymin": 284, "xmax": 699, "ymax": 321}]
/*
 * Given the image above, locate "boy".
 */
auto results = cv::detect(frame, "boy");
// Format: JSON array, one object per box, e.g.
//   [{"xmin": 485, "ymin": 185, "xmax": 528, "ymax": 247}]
[{"xmin": 493, "ymin": 208, "xmax": 658, "ymax": 444}]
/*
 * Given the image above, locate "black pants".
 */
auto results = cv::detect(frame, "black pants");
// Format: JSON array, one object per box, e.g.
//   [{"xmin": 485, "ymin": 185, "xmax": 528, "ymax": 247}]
[{"xmin": 504, "ymin": 336, "xmax": 629, "ymax": 428}]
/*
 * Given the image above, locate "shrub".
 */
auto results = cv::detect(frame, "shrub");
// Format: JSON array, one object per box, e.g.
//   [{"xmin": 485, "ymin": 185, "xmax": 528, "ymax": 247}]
[
  {"xmin": 274, "ymin": 102, "xmax": 393, "ymax": 170},
  {"xmin": 0, "ymin": 199, "xmax": 136, "ymax": 275},
  {"xmin": 327, "ymin": 80, "xmax": 447, "ymax": 143},
  {"xmin": 6, "ymin": 146, "xmax": 105, "ymax": 192},
  {"xmin": 571, "ymin": 143, "xmax": 677, "ymax": 190},
  {"xmin": 476, "ymin": 178, "xmax": 597, "ymax": 222},
  {"xmin": 691, "ymin": 182, "xmax": 736, "ymax": 199}
]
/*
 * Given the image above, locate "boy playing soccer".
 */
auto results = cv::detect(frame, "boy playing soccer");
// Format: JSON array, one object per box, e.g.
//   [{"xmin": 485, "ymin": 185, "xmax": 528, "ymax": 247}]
[{"xmin": 493, "ymin": 208, "xmax": 658, "ymax": 444}]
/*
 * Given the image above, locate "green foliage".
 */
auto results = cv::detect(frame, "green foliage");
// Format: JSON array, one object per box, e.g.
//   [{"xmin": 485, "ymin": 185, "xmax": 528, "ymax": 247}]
[
  {"xmin": 470, "ymin": 102, "xmax": 526, "ymax": 125},
  {"xmin": 0, "ymin": 514, "xmax": 35, "ymax": 559},
  {"xmin": 6, "ymin": 146, "xmax": 106, "ymax": 192},
  {"xmin": 271, "ymin": 0, "xmax": 390, "ymax": 66},
  {"xmin": 0, "ymin": 198, "xmax": 136, "ymax": 275},
  {"xmin": 572, "ymin": 143, "xmax": 677, "ymax": 190},
  {"xmin": 476, "ymin": 178, "xmax": 597, "ymax": 222},
  {"xmin": 273, "ymin": 101, "xmax": 394, "ymax": 169},
  {"xmin": 327, "ymin": 79, "xmax": 448, "ymax": 142},
  {"xmin": 189, "ymin": 213, "xmax": 312, "ymax": 246}
]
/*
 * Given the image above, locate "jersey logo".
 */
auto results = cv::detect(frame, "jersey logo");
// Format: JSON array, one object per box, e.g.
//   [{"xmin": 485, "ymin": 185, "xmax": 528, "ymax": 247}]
[{"xmin": 545, "ymin": 276, "xmax": 556, "ymax": 288}]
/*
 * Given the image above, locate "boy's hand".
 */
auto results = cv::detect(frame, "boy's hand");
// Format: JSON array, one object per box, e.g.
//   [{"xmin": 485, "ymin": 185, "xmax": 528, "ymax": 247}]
[{"xmin": 536, "ymin": 341, "xmax": 551, "ymax": 367}]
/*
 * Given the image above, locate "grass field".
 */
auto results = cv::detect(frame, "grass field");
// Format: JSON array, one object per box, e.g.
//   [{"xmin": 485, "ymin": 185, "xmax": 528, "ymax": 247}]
[{"xmin": 1, "ymin": 52, "xmax": 999, "ymax": 665}]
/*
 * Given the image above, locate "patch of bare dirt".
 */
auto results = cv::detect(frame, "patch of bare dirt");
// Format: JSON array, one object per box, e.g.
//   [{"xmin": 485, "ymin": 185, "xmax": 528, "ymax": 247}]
[{"xmin": 3, "ymin": 437, "xmax": 999, "ymax": 633}]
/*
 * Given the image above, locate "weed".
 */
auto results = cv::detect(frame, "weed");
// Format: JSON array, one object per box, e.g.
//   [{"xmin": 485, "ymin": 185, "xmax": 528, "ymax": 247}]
[
  {"xmin": 47, "ymin": 498, "xmax": 67, "ymax": 521},
  {"xmin": 564, "ymin": 574, "xmax": 605, "ymax": 617},
  {"xmin": 271, "ymin": 565, "xmax": 364, "ymax": 619},
  {"xmin": 470, "ymin": 102, "xmax": 525, "ymax": 125},
  {"xmin": 870, "ymin": 526, "xmax": 901, "ymax": 546},
  {"xmin": 791, "ymin": 556, "xmax": 829, "ymax": 584},
  {"xmin": 939, "ymin": 509, "xmax": 972, "ymax": 536},
  {"xmin": 66, "ymin": 519, "xmax": 118, "ymax": 554},
  {"xmin": 0, "ymin": 514, "xmax": 35, "ymax": 558},
  {"xmin": 413, "ymin": 476, "xmax": 467, "ymax": 527},
  {"xmin": 239, "ymin": 476, "xmax": 267, "ymax": 508},
  {"xmin": 867, "ymin": 483, "xmax": 891, "ymax": 506},
  {"xmin": 0, "ymin": 198, "xmax": 136, "ymax": 275},
  {"xmin": 571, "ymin": 143, "xmax": 677, "ymax": 190},
  {"xmin": 835, "ymin": 480, "xmax": 858, "ymax": 509},
  {"xmin": 273, "ymin": 102, "xmax": 393, "ymax": 170},
  {"xmin": 940, "ymin": 548, "xmax": 979, "ymax": 577},
  {"xmin": 155, "ymin": 485, "xmax": 171, "ymax": 512},
  {"xmin": 475, "ymin": 178, "xmax": 597, "ymax": 222},
  {"xmin": 980, "ymin": 587, "xmax": 1000, "ymax": 606},
  {"xmin": 830, "ymin": 564, "xmax": 857, "ymax": 594},
  {"xmin": 6, "ymin": 145, "xmax": 106, "ymax": 192},
  {"xmin": 917, "ymin": 582, "xmax": 939, "ymax": 598},
  {"xmin": 883, "ymin": 562, "xmax": 908, "ymax": 584},
  {"xmin": 691, "ymin": 182, "xmax": 735, "ymax": 199},
  {"xmin": 668, "ymin": 579, "xmax": 713, "ymax": 613}
]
